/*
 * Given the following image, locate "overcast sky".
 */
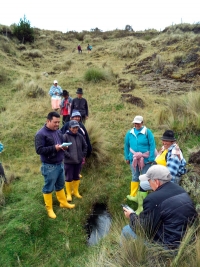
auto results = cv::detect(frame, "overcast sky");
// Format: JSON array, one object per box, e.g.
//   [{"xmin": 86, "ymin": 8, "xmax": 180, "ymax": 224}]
[{"xmin": 1, "ymin": 0, "xmax": 199, "ymax": 32}]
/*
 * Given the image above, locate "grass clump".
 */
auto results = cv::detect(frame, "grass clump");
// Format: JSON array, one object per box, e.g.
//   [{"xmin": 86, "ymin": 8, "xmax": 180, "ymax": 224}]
[
  {"xmin": 25, "ymin": 81, "xmax": 46, "ymax": 98},
  {"xmin": 157, "ymin": 91, "xmax": 200, "ymax": 136},
  {"xmin": 84, "ymin": 119, "xmax": 110, "ymax": 168},
  {"xmin": 13, "ymin": 78, "xmax": 25, "ymax": 91},
  {"xmin": 0, "ymin": 67, "xmax": 7, "ymax": 83},
  {"xmin": 84, "ymin": 67, "xmax": 110, "ymax": 83},
  {"xmin": 22, "ymin": 49, "xmax": 43, "ymax": 58},
  {"xmin": 53, "ymin": 59, "xmax": 72, "ymax": 71}
]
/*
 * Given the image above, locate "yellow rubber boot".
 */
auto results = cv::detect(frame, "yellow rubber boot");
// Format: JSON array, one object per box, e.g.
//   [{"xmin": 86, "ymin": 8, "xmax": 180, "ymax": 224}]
[
  {"xmin": 43, "ymin": 193, "xmax": 56, "ymax": 219},
  {"xmin": 56, "ymin": 189, "xmax": 75, "ymax": 209},
  {"xmin": 73, "ymin": 180, "xmax": 82, "ymax": 199},
  {"xmin": 126, "ymin": 181, "xmax": 139, "ymax": 200},
  {"xmin": 65, "ymin": 181, "xmax": 73, "ymax": 202}
]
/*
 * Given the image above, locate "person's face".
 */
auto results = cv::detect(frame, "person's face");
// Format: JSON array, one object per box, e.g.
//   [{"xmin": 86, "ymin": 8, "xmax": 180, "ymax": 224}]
[
  {"xmin": 77, "ymin": 93, "xmax": 82, "ymax": 99},
  {"xmin": 54, "ymin": 83, "xmax": 58, "ymax": 87},
  {"xmin": 149, "ymin": 179, "xmax": 160, "ymax": 191},
  {"xmin": 70, "ymin": 126, "xmax": 79, "ymax": 134},
  {"xmin": 134, "ymin": 122, "xmax": 143, "ymax": 130},
  {"xmin": 162, "ymin": 140, "xmax": 174, "ymax": 150},
  {"xmin": 64, "ymin": 95, "xmax": 69, "ymax": 99},
  {"xmin": 72, "ymin": 116, "xmax": 81, "ymax": 122},
  {"xmin": 46, "ymin": 116, "xmax": 60, "ymax": 130}
]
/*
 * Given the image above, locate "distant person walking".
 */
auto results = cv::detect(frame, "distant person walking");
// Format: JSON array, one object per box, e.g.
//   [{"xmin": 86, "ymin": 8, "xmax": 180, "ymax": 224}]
[
  {"xmin": 70, "ymin": 88, "xmax": 89, "ymax": 123},
  {"xmin": 49, "ymin": 80, "xmax": 63, "ymax": 111},
  {"xmin": 60, "ymin": 90, "xmax": 73, "ymax": 125},
  {"xmin": 77, "ymin": 44, "xmax": 82, "ymax": 53},
  {"xmin": 35, "ymin": 112, "xmax": 75, "ymax": 219},
  {"xmin": 87, "ymin": 44, "xmax": 92, "ymax": 53}
]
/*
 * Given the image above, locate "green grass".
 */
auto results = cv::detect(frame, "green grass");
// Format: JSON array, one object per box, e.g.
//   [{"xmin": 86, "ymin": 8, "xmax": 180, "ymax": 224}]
[{"xmin": 0, "ymin": 24, "xmax": 200, "ymax": 267}]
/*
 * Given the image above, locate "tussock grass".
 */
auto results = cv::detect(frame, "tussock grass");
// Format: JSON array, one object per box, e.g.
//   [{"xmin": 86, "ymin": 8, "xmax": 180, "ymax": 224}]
[
  {"xmin": 157, "ymin": 92, "xmax": 200, "ymax": 135},
  {"xmin": 0, "ymin": 67, "xmax": 7, "ymax": 83},
  {"xmin": 53, "ymin": 59, "xmax": 72, "ymax": 71},
  {"xmin": 115, "ymin": 40, "xmax": 145, "ymax": 58},
  {"xmin": 84, "ymin": 67, "xmax": 112, "ymax": 82},
  {"xmin": 22, "ymin": 49, "xmax": 43, "ymax": 58},
  {"xmin": 84, "ymin": 119, "xmax": 110, "ymax": 168},
  {"xmin": 13, "ymin": 78, "xmax": 25, "ymax": 91}
]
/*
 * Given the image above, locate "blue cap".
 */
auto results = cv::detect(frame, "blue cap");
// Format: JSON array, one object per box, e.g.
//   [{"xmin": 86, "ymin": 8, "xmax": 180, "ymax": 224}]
[
  {"xmin": 69, "ymin": 120, "xmax": 80, "ymax": 128},
  {"xmin": 71, "ymin": 110, "xmax": 81, "ymax": 118}
]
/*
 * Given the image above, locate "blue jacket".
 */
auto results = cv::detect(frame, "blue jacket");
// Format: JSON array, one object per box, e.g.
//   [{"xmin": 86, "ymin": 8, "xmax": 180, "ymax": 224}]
[
  {"xmin": 124, "ymin": 126, "xmax": 156, "ymax": 163},
  {"xmin": 49, "ymin": 85, "xmax": 63, "ymax": 97},
  {"xmin": 35, "ymin": 125, "xmax": 64, "ymax": 164}
]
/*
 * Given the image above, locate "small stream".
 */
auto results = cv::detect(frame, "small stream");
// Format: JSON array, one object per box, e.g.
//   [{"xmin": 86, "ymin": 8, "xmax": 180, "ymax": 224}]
[{"xmin": 85, "ymin": 203, "xmax": 112, "ymax": 246}]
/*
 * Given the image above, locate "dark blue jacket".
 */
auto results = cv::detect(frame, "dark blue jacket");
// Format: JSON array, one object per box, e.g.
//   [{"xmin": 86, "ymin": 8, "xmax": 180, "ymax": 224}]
[
  {"xmin": 130, "ymin": 182, "xmax": 197, "ymax": 249},
  {"xmin": 35, "ymin": 125, "xmax": 64, "ymax": 164},
  {"xmin": 61, "ymin": 121, "xmax": 92, "ymax": 157}
]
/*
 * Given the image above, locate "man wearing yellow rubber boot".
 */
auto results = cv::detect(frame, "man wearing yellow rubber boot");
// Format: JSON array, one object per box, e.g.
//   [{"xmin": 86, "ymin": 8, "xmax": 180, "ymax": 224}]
[
  {"xmin": 124, "ymin": 115, "xmax": 156, "ymax": 214},
  {"xmin": 35, "ymin": 112, "xmax": 75, "ymax": 219}
]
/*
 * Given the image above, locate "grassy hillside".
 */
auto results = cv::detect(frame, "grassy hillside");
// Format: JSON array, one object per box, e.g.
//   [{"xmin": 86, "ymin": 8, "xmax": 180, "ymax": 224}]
[{"xmin": 0, "ymin": 23, "xmax": 200, "ymax": 266}]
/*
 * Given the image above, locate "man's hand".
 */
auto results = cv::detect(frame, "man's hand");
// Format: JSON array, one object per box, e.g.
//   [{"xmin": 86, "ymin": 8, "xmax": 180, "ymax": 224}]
[
  {"xmin": 123, "ymin": 208, "xmax": 133, "ymax": 218},
  {"xmin": 126, "ymin": 160, "xmax": 130, "ymax": 164},
  {"xmin": 55, "ymin": 144, "xmax": 66, "ymax": 151}
]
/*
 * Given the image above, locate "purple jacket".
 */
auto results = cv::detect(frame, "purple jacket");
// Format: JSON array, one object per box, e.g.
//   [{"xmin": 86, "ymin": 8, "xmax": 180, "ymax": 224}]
[{"xmin": 35, "ymin": 125, "xmax": 64, "ymax": 164}]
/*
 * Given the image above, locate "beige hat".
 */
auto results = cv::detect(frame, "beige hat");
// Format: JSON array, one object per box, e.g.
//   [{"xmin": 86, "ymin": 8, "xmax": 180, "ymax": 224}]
[
  {"xmin": 139, "ymin": 165, "xmax": 172, "ymax": 182},
  {"xmin": 54, "ymin": 80, "xmax": 58, "ymax": 84}
]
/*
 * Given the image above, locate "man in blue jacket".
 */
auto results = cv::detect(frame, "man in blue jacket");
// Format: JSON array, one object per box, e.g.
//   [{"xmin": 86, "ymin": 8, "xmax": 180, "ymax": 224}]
[
  {"xmin": 122, "ymin": 165, "xmax": 197, "ymax": 249},
  {"xmin": 35, "ymin": 112, "xmax": 75, "ymax": 219}
]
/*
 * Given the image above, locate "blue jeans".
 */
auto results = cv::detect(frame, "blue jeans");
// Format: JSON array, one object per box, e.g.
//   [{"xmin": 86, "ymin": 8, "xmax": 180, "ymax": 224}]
[
  {"xmin": 130, "ymin": 162, "xmax": 151, "ymax": 182},
  {"xmin": 121, "ymin": 225, "xmax": 137, "ymax": 239},
  {"xmin": 41, "ymin": 163, "xmax": 65, "ymax": 193}
]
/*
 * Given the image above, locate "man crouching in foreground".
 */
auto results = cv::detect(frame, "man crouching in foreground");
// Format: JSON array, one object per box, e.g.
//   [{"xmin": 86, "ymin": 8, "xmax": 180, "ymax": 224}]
[
  {"xmin": 35, "ymin": 112, "xmax": 75, "ymax": 219},
  {"xmin": 122, "ymin": 165, "xmax": 197, "ymax": 249}
]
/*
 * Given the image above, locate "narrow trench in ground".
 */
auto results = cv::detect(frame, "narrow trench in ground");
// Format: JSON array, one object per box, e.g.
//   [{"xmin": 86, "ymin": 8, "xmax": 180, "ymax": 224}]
[{"xmin": 84, "ymin": 202, "xmax": 112, "ymax": 246}]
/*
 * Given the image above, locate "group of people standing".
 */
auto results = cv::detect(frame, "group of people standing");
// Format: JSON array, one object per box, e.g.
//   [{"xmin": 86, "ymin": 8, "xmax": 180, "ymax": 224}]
[
  {"xmin": 48, "ymin": 80, "xmax": 89, "ymax": 124},
  {"xmin": 36, "ymin": 85, "xmax": 198, "ymax": 250},
  {"xmin": 122, "ymin": 115, "xmax": 197, "ymax": 249},
  {"xmin": 34, "ymin": 82, "xmax": 91, "ymax": 219}
]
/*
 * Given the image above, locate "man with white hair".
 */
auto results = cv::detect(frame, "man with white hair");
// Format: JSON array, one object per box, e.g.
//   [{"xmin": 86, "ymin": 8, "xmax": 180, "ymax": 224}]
[{"xmin": 122, "ymin": 165, "xmax": 197, "ymax": 249}]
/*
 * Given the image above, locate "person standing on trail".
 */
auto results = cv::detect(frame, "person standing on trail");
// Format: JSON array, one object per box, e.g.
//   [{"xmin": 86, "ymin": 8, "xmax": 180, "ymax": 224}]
[
  {"xmin": 63, "ymin": 120, "xmax": 87, "ymax": 202},
  {"xmin": 124, "ymin": 115, "xmax": 156, "ymax": 215},
  {"xmin": 49, "ymin": 80, "xmax": 63, "ymax": 111},
  {"xmin": 77, "ymin": 44, "xmax": 82, "ymax": 53},
  {"xmin": 70, "ymin": 88, "xmax": 89, "ymax": 123},
  {"xmin": 60, "ymin": 90, "xmax": 73, "ymax": 125},
  {"xmin": 35, "ymin": 112, "xmax": 75, "ymax": 219},
  {"xmin": 87, "ymin": 44, "xmax": 92, "ymax": 53}
]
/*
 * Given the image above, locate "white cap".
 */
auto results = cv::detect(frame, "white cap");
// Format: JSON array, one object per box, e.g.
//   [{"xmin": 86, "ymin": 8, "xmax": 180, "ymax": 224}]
[
  {"xmin": 54, "ymin": 80, "xmax": 58, "ymax": 84},
  {"xmin": 132, "ymin": 115, "xmax": 143, "ymax": 124}
]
